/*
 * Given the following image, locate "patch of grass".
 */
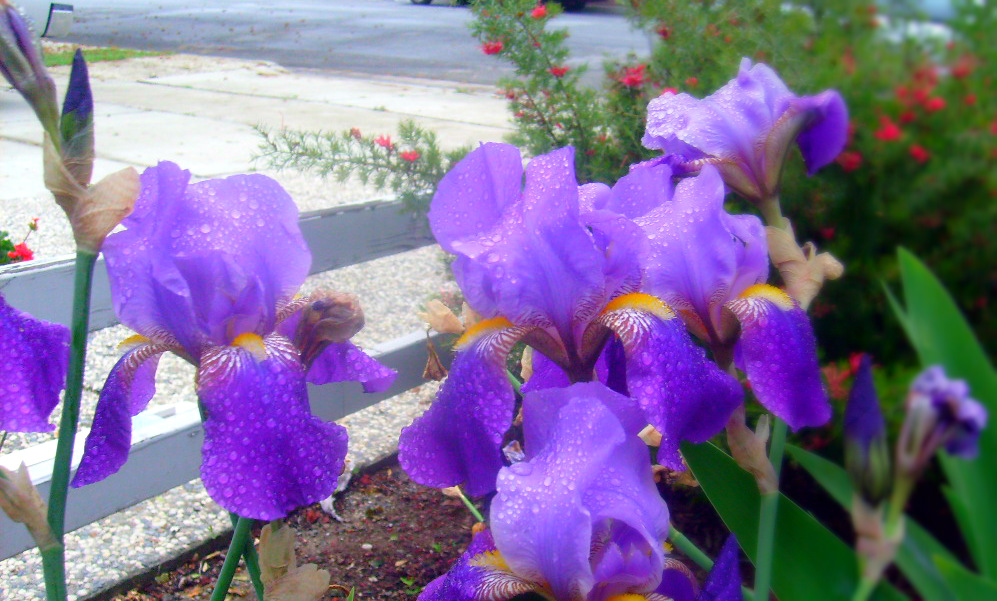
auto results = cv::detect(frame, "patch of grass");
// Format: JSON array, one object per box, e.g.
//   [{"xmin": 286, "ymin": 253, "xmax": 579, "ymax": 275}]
[{"xmin": 43, "ymin": 47, "xmax": 165, "ymax": 67}]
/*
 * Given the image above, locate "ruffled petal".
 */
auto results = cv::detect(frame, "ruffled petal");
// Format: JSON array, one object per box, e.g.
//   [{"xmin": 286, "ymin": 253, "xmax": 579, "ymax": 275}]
[
  {"xmin": 305, "ymin": 341, "xmax": 396, "ymax": 393},
  {"xmin": 493, "ymin": 383, "xmax": 669, "ymax": 601},
  {"xmin": 794, "ymin": 90, "xmax": 848, "ymax": 175},
  {"xmin": 0, "ymin": 294, "xmax": 69, "ymax": 432},
  {"xmin": 398, "ymin": 324, "xmax": 527, "ymax": 496},
  {"xmin": 598, "ymin": 294, "xmax": 742, "ymax": 468},
  {"xmin": 103, "ymin": 162, "xmax": 310, "ymax": 353},
  {"xmin": 72, "ymin": 340, "xmax": 166, "ymax": 486},
  {"xmin": 196, "ymin": 334, "xmax": 347, "ymax": 519},
  {"xmin": 637, "ymin": 166, "xmax": 767, "ymax": 332},
  {"xmin": 727, "ymin": 285, "xmax": 830, "ymax": 429}
]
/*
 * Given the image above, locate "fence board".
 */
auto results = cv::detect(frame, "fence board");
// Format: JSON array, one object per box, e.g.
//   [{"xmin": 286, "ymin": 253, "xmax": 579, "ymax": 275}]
[
  {"xmin": 0, "ymin": 200, "xmax": 433, "ymax": 330},
  {"xmin": 0, "ymin": 330, "xmax": 441, "ymax": 559}
]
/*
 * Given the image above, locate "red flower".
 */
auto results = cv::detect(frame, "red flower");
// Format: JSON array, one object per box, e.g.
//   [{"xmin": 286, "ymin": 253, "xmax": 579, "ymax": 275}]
[
  {"xmin": 952, "ymin": 55, "xmax": 975, "ymax": 79},
  {"xmin": 400, "ymin": 150, "xmax": 421, "ymax": 162},
  {"xmin": 990, "ymin": 121, "xmax": 997, "ymax": 135},
  {"xmin": 899, "ymin": 110, "xmax": 916, "ymax": 124},
  {"xmin": 655, "ymin": 24, "xmax": 671, "ymax": 39},
  {"xmin": 481, "ymin": 40, "xmax": 504, "ymax": 55},
  {"xmin": 549, "ymin": 66, "xmax": 569, "ymax": 77},
  {"xmin": 873, "ymin": 117, "xmax": 901, "ymax": 142},
  {"xmin": 685, "ymin": 76, "xmax": 698, "ymax": 88},
  {"xmin": 28, "ymin": 217, "xmax": 39, "ymax": 231},
  {"xmin": 374, "ymin": 135, "xmax": 394, "ymax": 150},
  {"xmin": 350, "ymin": 127, "xmax": 362, "ymax": 140},
  {"xmin": 909, "ymin": 144, "xmax": 930, "ymax": 164},
  {"xmin": 7, "ymin": 243, "xmax": 33, "ymax": 262},
  {"xmin": 836, "ymin": 150, "xmax": 862, "ymax": 172},
  {"xmin": 964, "ymin": 94, "xmax": 977, "ymax": 106},
  {"xmin": 619, "ymin": 64, "xmax": 647, "ymax": 88},
  {"xmin": 530, "ymin": 3, "xmax": 547, "ymax": 19},
  {"xmin": 924, "ymin": 97, "xmax": 946, "ymax": 112},
  {"xmin": 659, "ymin": 87, "xmax": 678, "ymax": 96}
]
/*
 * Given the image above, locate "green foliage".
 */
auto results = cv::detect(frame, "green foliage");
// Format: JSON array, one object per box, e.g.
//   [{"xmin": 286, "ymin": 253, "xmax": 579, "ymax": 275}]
[
  {"xmin": 683, "ymin": 441, "xmax": 906, "ymax": 601},
  {"xmin": 255, "ymin": 120, "xmax": 471, "ymax": 214}
]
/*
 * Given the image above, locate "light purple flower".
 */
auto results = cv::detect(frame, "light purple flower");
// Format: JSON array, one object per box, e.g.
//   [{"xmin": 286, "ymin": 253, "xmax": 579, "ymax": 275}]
[
  {"xmin": 419, "ymin": 383, "xmax": 742, "ymax": 601},
  {"xmin": 901, "ymin": 366, "xmax": 987, "ymax": 464},
  {"xmin": 636, "ymin": 164, "xmax": 830, "ymax": 429},
  {"xmin": 642, "ymin": 58, "xmax": 847, "ymax": 204},
  {"xmin": 70, "ymin": 162, "xmax": 395, "ymax": 520},
  {"xmin": 0, "ymin": 292, "xmax": 69, "ymax": 432},
  {"xmin": 399, "ymin": 144, "xmax": 741, "ymax": 495}
]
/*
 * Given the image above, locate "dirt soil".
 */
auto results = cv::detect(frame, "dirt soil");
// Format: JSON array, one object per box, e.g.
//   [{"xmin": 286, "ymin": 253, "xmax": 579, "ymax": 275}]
[{"xmin": 110, "ymin": 464, "xmax": 477, "ymax": 601}]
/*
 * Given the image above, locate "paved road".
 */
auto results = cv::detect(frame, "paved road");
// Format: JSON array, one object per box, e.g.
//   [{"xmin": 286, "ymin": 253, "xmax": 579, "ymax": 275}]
[{"xmin": 62, "ymin": 0, "xmax": 652, "ymax": 84}]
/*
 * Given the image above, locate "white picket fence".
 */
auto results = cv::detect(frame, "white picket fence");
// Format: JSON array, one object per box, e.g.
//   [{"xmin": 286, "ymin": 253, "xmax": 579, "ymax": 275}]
[{"xmin": 0, "ymin": 199, "xmax": 439, "ymax": 560}]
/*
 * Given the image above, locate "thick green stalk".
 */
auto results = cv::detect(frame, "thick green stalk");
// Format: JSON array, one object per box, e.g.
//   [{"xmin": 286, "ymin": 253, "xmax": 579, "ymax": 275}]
[
  {"xmin": 44, "ymin": 250, "xmax": 98, "ymax": 601},
  {"xmin": 211, "ymin": 516, "xmax": 254, "ymax": 601},
  {"xmin": 753, "ymin": 417, "xmax": 788, "ymax": 601},
  {"xmin": 228, "ymin": 513, "xmax": 264, "ymax": 600}
]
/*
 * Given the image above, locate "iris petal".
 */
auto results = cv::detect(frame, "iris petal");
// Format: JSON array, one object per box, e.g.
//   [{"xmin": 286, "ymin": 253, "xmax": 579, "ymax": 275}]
[
  {"xmin": 598, "ymin": 295, "xmax": 742, "ymax": 469},
  {"xmin": 398, "ymin": 325, "xmax": 528, "ymax": 496},
  {"xmin": 726, "ymin": 285, "xmax": 830, "ymax": 429},
  {"xmin": 72, "ymin": 340, "xmax": 166, "ymax": 486},
  {"xmin": 0, "ymin": 294, "xmax": 69, "ymax": 432},
  {"xmin": 197, "ymin": 335, "xmax": 347, "ymax": 519}
]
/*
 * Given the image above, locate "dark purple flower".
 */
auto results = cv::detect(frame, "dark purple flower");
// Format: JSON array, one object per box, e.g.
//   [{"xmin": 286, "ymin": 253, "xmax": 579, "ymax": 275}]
[
  {"xmin": 0, "ymin": 292, "xmax": 69, "ymax": 432},
  {"xmin": 0, "ymin": 1, "xmax": 58, "ymax": 132},
  {"xmin": 695, "ymin": 535, "xmax": 744, "ymax": 601},
  {"xmin": 71, "ymin": 162, "xmax": 395, "ymax": 520},
  {"xmin": 420, "ymin": 383, "xmax": 677, "ymax": 601},
  {"xmin": 636, "ymin": 164, "xmax": 830, "ymax": 429},
  {"xmin": 399, "ymin": 144, "xmax": 741, "ymax": 495},
  {"xmin": 844, "ymin": 355, "xmax": 891, "ymax": 504},
  {"xmin": 642, "ymin": 58, "xmax": 847, "ymax": 205},
  {"xmin": 900, "ymin": 366, "xmax": 987, "ymax": 466}
]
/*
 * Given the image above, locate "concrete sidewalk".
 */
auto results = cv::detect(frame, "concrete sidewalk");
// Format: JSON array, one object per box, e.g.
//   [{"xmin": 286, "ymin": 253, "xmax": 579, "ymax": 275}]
[{"xmin": 0, "ymin": 52, "xmax": 513, "ymax": 257}]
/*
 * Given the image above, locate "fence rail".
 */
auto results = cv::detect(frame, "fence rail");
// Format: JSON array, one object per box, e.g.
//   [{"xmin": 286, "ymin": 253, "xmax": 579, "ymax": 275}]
[{"xmin": 0, "ymin": 199, "xmax": 438, "ymax": 560}]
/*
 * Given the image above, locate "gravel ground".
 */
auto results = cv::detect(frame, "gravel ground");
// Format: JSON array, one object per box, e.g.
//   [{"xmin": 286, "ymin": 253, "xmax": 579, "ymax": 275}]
[{"xmin": 0, "ymin": 166, "xmax": 450, "ymax": 599}]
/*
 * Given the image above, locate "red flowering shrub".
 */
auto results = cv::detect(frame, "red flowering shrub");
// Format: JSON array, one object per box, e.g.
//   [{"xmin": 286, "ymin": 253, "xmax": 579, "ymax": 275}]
[{"xmin": 0, "ymin": 219, "xmax": 38, "ymax": 266}]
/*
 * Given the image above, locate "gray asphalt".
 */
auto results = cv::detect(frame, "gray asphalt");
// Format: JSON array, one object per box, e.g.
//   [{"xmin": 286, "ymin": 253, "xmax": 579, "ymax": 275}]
[{"xmin": 60, "ymin": 0, "xmax": 652, "ymax": 84}]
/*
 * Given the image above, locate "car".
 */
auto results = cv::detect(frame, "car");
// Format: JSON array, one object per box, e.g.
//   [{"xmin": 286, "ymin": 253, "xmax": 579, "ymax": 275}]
[{"xmin": 11, "ymin": 0, "xmax": 73, "ymax": 37}]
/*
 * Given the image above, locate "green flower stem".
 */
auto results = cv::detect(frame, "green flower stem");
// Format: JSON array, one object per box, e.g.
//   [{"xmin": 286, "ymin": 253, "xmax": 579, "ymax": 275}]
[
  {"xmin": 753, "ymin": 417, "xmax": 788, "ymax": 601},
  {"xmin": 505, "ymin": 369, "xmax": 523, "ymax": 397},
  {"xmin": 456, "ymin": 487, "xmax": 486, "ymax": 523},
  {"xmin": 851, "ymin": 577, "xmax": 878, "ymax": 601},
  {"xmin": 44, "ymin": 250, "xmax": 98, "ymax": 601},
  {"xmin": 669, "ymin": 525, "xmax": 713, "ymax": 570},
  {"xmin": 228, "ymin": 513, "xmax": 264, "ymax": 600},
  {"xmin": 210, "ymin": 516, "xmax": 254, "ymax": 601}
]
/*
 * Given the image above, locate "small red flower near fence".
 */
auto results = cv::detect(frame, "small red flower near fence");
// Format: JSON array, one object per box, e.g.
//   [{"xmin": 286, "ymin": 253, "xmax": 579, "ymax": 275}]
[
  {"xmin": 549, "ymin": 66, "xmax": 569, "ymax": 77},
  {"xmin": 874, "ymin": 117, "xmax": 901, "ymax": 141},
  {"xmin": 619, "ymin": 64, "xmax": 647, "ymax": 88},
  {"xmin": 481, "ymin": 40, "xmax": 504, "ymax": 55},
  {"xmin": 7, "ymin": 243, "xmax": 33, "ymax": 262},
  {"xmin": 400, "ymin": 150, "xmax": 421, "ymax": 163},
  {"xmin": 909, "ymin": 144, "xmax": 930, "ymax": 164},
  {"xmin": 836, "ymin": 150, "xmax": 862, "ymax": 173},
  {"xmin": 375, "ymin": 135, "xmax": 394, "ymax": 150},
  {"xmin": 530, "ymin": 3, "xmax": 547, "ymax": 19}
]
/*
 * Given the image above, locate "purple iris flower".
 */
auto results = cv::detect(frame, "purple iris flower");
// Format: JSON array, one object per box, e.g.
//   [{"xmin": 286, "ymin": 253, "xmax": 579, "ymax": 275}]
[
  {"xmin": 902, "ymin": 366, "xmax": 987, "ymax": 461},
  {"xmin": 399, "ymin": 143, "xmax": 741, "ymax": 495},
  {"xmin": 420, "ymin": 383, "xmax": 743, "ymax": 601},
  {"xmin": 642, "ymin": 58, "xmax": 847, "ymax": 205},
  {"xmin": 0, "ymin": 293, "xmax": 70, "ymax": 432},
  {"xmin": 634, "ymin": 163, "xmax": 829, "ymax": 429},
  {"xmin": 70, "ymin": 162, "xmax": 395, "ymax": 520}
]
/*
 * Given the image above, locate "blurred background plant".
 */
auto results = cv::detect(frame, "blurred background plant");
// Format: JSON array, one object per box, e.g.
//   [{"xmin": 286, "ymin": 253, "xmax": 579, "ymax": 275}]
[
  {"xmin": 258, "ymin": 0, "xmax": 996, "ymax": 365},
  {"xmin": 0, "ymin": 217, "xmax": 39, "ymax": 265}
]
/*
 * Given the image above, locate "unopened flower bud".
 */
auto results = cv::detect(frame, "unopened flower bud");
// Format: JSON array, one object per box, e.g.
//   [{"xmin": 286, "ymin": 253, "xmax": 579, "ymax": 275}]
[
  {"xmin": 0, "ymin": 462, "xmax": 57, "ymax": 551},
  {"xmin": 0, "ymin": 0, "xmax": 58, "ymax": 135},
  {"xmin": 898, "ymin": 366, "xmax": 987, "ymax": 477},
  {"xmin": 844, "ymin": 355, "xmax": 892, "ymax": 506},
  {"xmin": 294, "ymin": 290, "xmax": 365, "ymax": 370}
]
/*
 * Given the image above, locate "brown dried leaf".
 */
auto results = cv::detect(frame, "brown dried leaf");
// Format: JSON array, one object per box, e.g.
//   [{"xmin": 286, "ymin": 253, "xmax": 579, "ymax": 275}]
[
  {"xmin": 417, "ymin": 299, "xmax": 464, "ymax": 334},
  {"xmin": 258, "ymin": 523, "xmax": 331, "ymax": 601}
]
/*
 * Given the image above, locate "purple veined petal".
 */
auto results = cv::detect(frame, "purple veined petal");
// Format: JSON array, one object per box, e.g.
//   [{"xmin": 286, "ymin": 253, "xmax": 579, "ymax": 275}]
[
  {"xmin": 597, "ymin": 293, "xmax": 742, "ymax": 469},
  {"xmin": 0, "ymin": 294, "xmax": 69, "ymax": 432},
  {"xmin": 428, "ymin": 143, "xmax": 524, "ymax": 253},
  {"xmin": 521, "ymin": 350, "xmax": 571, "ymax": 394},
  {"xmin": 637, "ymin": 166, "xmax": 767, "ymax": 334},
  {"xmin": 696, "ymin": 535, "xmax": 744, "ymax": 601},
  {"xmin": 103, "ymin": 162, "xmax": 310, "ymax": 351},
  {"xmin": 305, "ymin": 340, "xmax": 396, "ymax": 393},
  {"xmin": 72, "ymin": 339, "xmax": 167, "ymax": 486},
  {"xmin": 793, "ymin": 89, "xmax": 848, "ymax": 175},
  {"xmin": 196, "ymin": 334, "xmax": 347, "ymax": 519},
  {"xmin": 493, "ymin": 383, "xmax": 669, "ymax": 601},
  {"xmin": 398, "ymin": 322, "xmax": 529, "ymax": 496},
  {"xmin": 419, "ymin": 529, "xmax": 534, "ymax": 601},
  {"xmin": 656, "ymin": 559, "xmax": 698, "ymax": 601},
  {"xmin": 726, "ymin": 285, "xmax": 830, "ymax": 429}
]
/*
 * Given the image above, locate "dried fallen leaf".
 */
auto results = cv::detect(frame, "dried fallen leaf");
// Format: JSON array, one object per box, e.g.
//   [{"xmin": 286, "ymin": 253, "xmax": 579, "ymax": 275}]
[{"xmin": 258, "ymin": 522, "xmax": 331, "ymax": 601}]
